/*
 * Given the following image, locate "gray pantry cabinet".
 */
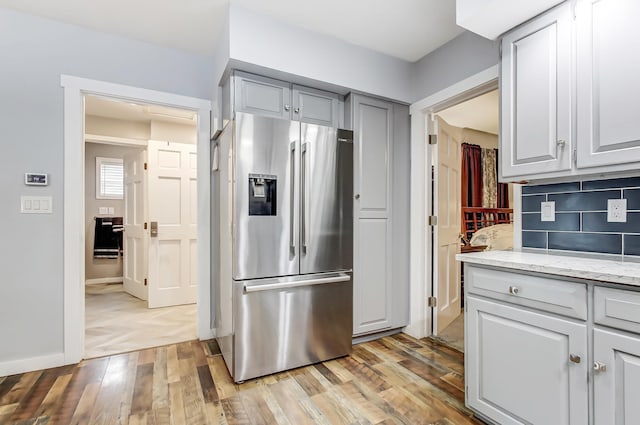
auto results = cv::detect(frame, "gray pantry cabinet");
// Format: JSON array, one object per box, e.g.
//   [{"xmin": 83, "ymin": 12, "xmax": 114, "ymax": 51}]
[
  {"xmin": 346, "ymin": 94, "xmax": 410, "ymax": 336},
  {"xmin": 500, "ymin": 0, "xmax": 640, "ymax": 182}
]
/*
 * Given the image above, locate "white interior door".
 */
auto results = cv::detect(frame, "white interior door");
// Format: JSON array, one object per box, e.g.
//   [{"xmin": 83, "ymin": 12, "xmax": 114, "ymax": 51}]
[
  {"xmin": 147, "ymin": 140, "xmax": 197, "ymax": 308},
  {"xmin": 123, "ymin": 149, "xmax": 148, "ymax": 301},
  {"xmin": 433, "ymin": 116, "xmax": 461, "ymax": 334}
]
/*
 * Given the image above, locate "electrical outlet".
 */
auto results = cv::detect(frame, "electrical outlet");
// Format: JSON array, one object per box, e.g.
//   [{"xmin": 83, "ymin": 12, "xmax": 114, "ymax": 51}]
[
  {"xmin": 541, "ymin": 201, "xmax": 556, "ymax": 222},
  {"xmin": 607, "ymin": 199, "xmax": 627, "ymax": 223}
]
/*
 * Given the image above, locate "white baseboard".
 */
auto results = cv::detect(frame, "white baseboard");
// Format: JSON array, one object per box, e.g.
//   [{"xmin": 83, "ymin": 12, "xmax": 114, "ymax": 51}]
[
  {"xmin": 0, "ymin": 352, "xmax": 66, "ymax": 377},
  {"xmin": 198, "ymin": 328, "xmax": 216, "ymax": 341},
  {"xmin": 85, "ymin": 276, "xmax": 123, "ymax": 285}
]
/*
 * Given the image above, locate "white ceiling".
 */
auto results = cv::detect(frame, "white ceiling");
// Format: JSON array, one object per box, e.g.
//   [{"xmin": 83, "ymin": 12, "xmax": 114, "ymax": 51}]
[
  {"xmin": 437, "ymin": 89, "xmax": 499, "ymax": 135},
  {"xmin": 0, "ymin": 0, "xmax": 464, "ymax": 61},
  {"xmin": 85, "ymin": 96, "xmax": 197, "ymax": 126}
]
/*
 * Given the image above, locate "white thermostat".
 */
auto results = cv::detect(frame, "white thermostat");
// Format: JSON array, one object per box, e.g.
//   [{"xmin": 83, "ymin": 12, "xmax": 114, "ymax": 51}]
[{"xmin": 25, "ymin": 173, "xmax": 48, "ymax": 186}]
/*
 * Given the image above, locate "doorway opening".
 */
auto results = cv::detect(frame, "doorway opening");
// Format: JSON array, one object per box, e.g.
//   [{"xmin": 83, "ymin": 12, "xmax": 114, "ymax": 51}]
[
  {"xmin": 83, "ymin": 95, "xmax": 199, "ymax": 358},
  {"xmin": 429, "ymin": 89, "xmax": 514, "ymax": 352}
]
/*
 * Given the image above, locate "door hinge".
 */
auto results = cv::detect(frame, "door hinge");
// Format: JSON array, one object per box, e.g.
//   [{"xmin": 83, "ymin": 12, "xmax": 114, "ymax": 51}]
[
  {"xmin": 428, "ymin": 296, "xmax": 437, "ymax": 308},
  {"xmin": 428, "ymin": 134, "xmax": 438, "ymax": 145},
  {"xmin": 144, "ymin": 278, "xmax": 148, "ymax": 286},
  {"xmin": 144, "ymin": 222, "xmax": 148, "ymax": 230},
  {"xmin": 428, "ymin": 216, "xmax": 438, "ymax": 226},
  {"xmin": 144, "ymin": 162, "xmax": 148, "ymax": 170}
]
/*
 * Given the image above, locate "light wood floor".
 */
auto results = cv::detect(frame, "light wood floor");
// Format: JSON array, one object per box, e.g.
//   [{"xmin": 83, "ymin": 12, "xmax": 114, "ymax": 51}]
[
  {"xmin": 0, "ymin": 334, "xmax": 484, "ymax": 425},
  {"xmin": 85, "ymin": 283, "xmax": 197, "ymax": 359}
]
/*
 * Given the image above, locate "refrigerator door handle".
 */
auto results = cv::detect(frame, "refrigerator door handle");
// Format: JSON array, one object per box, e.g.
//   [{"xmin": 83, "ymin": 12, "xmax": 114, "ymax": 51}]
[
  {"xmin": 289, "ymin": 141, "xmax": 296, "ymax": 252},
  {"xmin": 244, "ymin": 273, "xmax": 350, "ymax": 293},
  {"xmin": 301, "ymin": 142, "xmax": 308, "ymax": 253}
]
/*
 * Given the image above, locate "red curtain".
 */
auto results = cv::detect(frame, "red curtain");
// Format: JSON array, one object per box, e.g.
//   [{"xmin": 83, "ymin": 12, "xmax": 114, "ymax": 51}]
[{"xmin": 461, "ymin": 143, "xmax": 483, "ymax": 207}]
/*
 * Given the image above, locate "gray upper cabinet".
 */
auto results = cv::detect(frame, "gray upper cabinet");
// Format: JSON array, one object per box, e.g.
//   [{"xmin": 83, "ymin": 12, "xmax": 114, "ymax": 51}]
[
  {"xmin": 233, "ymin": 72, "xmax": 291, "ymax": 120},
  {"xmin": 500, "ymin": 2, "xmax": 572, "ymax": 180},
  {"xmin": 500, "ymin": 0, "xmax": 640, "ymax": 182},
  {"xmin": 576, "ymin": 0, "xmax": 640, "ymax": 169},
  {"xmin": 231, "ymin": 72, "xmax": 340, "ymax": 127},
  {"xmin": 292, "ymin": 85, "xmax": 339, "ymax": 127}
]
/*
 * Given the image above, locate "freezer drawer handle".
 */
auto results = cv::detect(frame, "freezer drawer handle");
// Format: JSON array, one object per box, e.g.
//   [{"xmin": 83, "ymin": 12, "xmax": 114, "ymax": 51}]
[{"xmin": 244, "ymin": 274, "xmax": 350, "ymax": 293}]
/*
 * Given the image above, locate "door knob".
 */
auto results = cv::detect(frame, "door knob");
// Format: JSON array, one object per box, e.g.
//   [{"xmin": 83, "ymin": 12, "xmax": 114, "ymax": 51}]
[{"xmin": 354, "ymin": 194, "xmax": 360, "ymax": 200}]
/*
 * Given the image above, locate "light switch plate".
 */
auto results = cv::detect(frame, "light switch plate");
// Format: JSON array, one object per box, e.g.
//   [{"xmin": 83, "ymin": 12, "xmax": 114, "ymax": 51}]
[
  {"xmin": 607, "ymin": 199, "xmax": 627, "ymax": 222},
  {"xmin": 21, "ymin": 196, "xmax": 52, "ymax": 214},
  {"xmin": 541, "ymin": 201, "xmax": 555, "ymax": 222}
]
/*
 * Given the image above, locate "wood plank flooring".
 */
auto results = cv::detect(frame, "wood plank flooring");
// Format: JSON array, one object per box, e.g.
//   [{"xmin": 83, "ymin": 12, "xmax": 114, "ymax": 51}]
[
  {"xmin": 85, "ymin": 283, "xmax": 197, "ymax": 359},
  {"xmin": 0, "ymin": 334, "xmax": 484, "ymax": 425}
]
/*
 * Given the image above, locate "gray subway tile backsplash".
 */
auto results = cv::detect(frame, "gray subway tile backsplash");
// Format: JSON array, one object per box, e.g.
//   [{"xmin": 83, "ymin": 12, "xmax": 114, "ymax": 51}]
[
  {"xmin": 522, "ymin": 176, "xmax": 640, "ymax": 256},
  {"xmin": 625, "ymin": 235, "xmax": 640, "ymax": 256},
  {"xmin": 549, "ymin": 190, "xmax": 620, "ymax": 212},
  {"xmin": 522, "ymin": 182, "xmax": 580, "ymax": 195},
  {"xmin": 583, "ymin": 212, "xmax": 640, "ymax": 233},
  {"xmin": 624, "ymin": 188, "xmax": 640, "ymax": 210},
  {"xmin": 522, "ymin": 195, "xmax": 546, "ymax": 213},
  {"xmin": 522, "ymin": 231, "xmax": 547, "ymax": 249},
  {"xmin": 548, "ymin": 232, "xmax": 622, "ymax": 254},
  {"xmin": 582, "ymin": 177, "xmax": 640, "ymax": 190},
  {"xmin": 522, "ymin": 212, "xmax": 580, "ymax": 231}
]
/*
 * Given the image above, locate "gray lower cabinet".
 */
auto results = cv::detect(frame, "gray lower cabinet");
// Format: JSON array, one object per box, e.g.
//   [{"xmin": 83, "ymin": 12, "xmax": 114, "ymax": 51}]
[
  {"xmin": 465, "ymin": 263, "xmax": 640, "ymax": 425},
  {"xmin": 230, "ymin": 71, "xmax": 340, "ymax": 127},
  {"xmin": 348, "ymin": 94, "xmax": 410, "ymax": 336},
  {"xmin": 466, "ymin": 295, "xmax": 588, "ymax": 425}
]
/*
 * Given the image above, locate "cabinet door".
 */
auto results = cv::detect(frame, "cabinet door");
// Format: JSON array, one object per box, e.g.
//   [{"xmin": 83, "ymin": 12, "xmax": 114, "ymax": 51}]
[
  {"xmin": 234, "ymin": 72, "xmax": 291, "ymax": 120},
  {"xmin": 593, "ymin": 328, "xmax": 640, "ymax": 425},
  {"xmin": 292, "ymin": 85, "xmax": 339, "ymax": 127},
  {"xmin": 352, "ymin": 95, "xmax": 393, "ymax": 335},
  {"xmin": 500, "ymin": 3, "xmax": 572, "ymax": 179},
  {"xmin": 466, "ymin": 296, "xmax": 588, "ymax": 425},
  {"xmin": 576, "ymin": 0, "xmax": 640, "ymax": 168}
]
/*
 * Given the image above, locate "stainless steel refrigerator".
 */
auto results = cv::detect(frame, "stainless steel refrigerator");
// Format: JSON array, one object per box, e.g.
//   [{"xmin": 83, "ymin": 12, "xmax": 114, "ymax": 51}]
[{"xmin": 216, "ymin": 112, "xmax": 353, "ymax": 382}]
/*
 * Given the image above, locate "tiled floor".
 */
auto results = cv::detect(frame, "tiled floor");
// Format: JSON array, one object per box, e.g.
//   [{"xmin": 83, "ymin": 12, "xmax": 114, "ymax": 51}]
[
  {"xmin": 436, "ymin": 311, "xmax": 464, "ymax": 352},
  {"xmin": 84, "ymin": 283, "xmax": 197, "ymax": 359}
]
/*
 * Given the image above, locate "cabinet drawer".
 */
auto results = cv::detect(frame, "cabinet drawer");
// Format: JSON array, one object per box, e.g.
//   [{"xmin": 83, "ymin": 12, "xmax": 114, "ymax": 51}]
[
  {"xmin": 465, "ymin": 265, "xmax": 587, "ymax": 319},
  {"xmin": 594, "ymin": 286, "xmax": 640, "ymax": 333}
]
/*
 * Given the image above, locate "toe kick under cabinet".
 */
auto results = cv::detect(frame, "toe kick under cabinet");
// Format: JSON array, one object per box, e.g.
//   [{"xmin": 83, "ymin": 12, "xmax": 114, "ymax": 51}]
[{"xmin": 464, "ymin": 263, "xmax": 640, "ymax": 425}]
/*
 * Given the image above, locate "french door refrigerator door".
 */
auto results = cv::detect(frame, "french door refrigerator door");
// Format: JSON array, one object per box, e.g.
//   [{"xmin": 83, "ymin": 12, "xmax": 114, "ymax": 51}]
[
  {"xmin": 233, "ymin": 113, "xmax": 300, "ymax": 280},
  {"xmin": 300, "ymin": 124, "xmax": 353, "ymax": 274}
]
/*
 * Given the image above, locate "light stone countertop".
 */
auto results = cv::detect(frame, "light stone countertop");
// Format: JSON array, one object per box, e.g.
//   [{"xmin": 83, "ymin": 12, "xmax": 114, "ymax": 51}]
[{"xmin": 456, "ymin": 250, "xmax": 640, "ymax": 286}]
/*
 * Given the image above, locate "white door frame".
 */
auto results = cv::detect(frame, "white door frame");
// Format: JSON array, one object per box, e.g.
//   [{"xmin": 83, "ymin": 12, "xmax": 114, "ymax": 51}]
[
  {"xmin": 404, "ymin": 65, "xmax": 521, "ymax": 339},
  {"xmin": 61, "ymin": 75, "xmax": 213, "ymax": 364}
]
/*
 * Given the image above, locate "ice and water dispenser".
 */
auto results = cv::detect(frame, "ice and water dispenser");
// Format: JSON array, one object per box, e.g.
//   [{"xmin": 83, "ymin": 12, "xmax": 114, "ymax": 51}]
[{"xmin": 248, "ymin": 173, "xmax": 277, "ymax": 216}]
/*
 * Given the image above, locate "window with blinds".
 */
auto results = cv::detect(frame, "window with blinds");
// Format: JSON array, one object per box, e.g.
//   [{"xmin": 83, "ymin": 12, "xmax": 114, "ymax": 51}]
[{"xmin": 96, "ymin": 157, "xmax": 124, "ymax": 199}]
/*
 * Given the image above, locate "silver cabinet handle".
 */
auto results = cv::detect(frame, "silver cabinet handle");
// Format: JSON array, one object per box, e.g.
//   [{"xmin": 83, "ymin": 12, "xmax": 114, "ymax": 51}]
[
  {"xmin": 150, "ymin": 221, "xmax": 158, "ymax": 237},
  {"xmin": 355, "ymin": 194, "xmax": 360, "ymax": 200},
  {"xmin": 569, "ymin": 354, "xmax": 581, "ymax": 364},
  {"xmin": 557, "ymin": 139, "xmax": 567, "ymax": 147},
  {"xmin": 294, "ymin": 107, "xmax": 300, "ymax": 114},
  {"xmin": 289, "ymin": 141, "xmax": 296, "ymax": 252},
  {"xmin": 594, "ymin": 361, "xmax": 607, "ymax": 373},
  {"xmin": 284, "ymin": 104, "xmax": 291, "ymax": 111},
  {"xmin": 508, "ymin": 286, "xmax": 520, "ymax": 295},
  {"xmin": 301, "ymin": 143, "xmax": 308, "ymax": 253}
]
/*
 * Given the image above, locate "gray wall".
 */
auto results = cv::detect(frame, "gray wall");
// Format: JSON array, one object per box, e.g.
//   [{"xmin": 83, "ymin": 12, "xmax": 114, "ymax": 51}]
[
  {"xmin": 412, "ymin": 31, "xmax": 499, "ymax": 101},
  {"xmin": 0, "ymin": 7, "xmax": 213, "ymax": 363}
]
